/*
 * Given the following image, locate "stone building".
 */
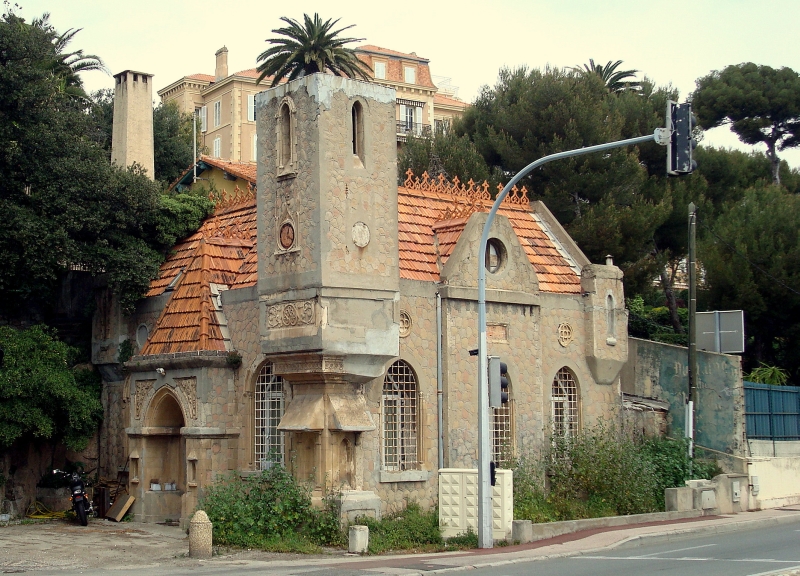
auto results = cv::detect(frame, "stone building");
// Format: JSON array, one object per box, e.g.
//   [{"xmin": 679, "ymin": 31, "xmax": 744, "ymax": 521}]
[{"xmin": 95, "ymin": 74, "xmax": 627, "ymax": 525}]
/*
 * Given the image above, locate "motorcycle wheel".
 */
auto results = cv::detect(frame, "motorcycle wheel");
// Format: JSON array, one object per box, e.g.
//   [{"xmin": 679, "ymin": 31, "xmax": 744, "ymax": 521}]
[{"xmin": 75, "ymin": 500, "xmax": 88, "ymax": 526}]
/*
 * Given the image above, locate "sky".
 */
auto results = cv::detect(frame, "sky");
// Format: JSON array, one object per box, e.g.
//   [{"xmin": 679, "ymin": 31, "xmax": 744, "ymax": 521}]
[{"xmin": 13, "ymin": 0, "xmax": 800, "ymax": 168}]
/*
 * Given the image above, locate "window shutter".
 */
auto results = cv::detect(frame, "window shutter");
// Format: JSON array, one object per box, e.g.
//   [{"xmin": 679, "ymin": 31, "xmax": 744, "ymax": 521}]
[
  {"xmin": 247, "ymin": 94, "xmax": 255, "ymax": 122},
  {"xmin": 200, "ymin": 106, "xmax": 207, "ymax": 132},
  {"xmin": 415, "ymin": 106, "xmax": 422, "ymax": 127},
  {"xmin": 399, "ymin": 104, "xmax": 406, "ymax": 128}
]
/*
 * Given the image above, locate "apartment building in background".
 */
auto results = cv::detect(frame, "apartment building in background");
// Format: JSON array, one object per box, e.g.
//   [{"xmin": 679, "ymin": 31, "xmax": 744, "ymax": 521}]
[{"xmin": 157, "ymin": 45, "xmax": 468, "ymax": 162}]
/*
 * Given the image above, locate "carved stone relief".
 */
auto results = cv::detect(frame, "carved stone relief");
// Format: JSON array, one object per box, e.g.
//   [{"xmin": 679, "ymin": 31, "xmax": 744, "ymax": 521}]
[
  {"xmin": 557, "ymin": 322, "xmax": 574, "ymax": 347},
  {"xmin": 175, "ymin": 377, "xmax": 198, "ymax": 420},
  {"xmin": 267, "ymin": 299, "xmax": 315, "ymax": 329},
  {"xmin": 134, "ymin": 380, "xmax": 155, "ymax": 420}
]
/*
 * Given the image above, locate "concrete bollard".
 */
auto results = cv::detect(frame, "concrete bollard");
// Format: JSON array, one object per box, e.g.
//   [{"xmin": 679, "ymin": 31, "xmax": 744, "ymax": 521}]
[
  {"xmin": 189, "ymin": 510, "xmax": 213, "ymax": 559},
  {"xmin": 349, "ymin": 525, "xmax": 369, "ymax": 553},
  {"xmin": 511, "ymin": 519, "xmax": 533, "ymax": 544}
]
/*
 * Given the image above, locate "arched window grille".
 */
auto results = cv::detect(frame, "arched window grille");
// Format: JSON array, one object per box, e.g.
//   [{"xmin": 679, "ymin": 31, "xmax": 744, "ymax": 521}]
[
  {"xmin": 552, "ymin": 367, "xmax": 579, "ymax": 439},
  {"xmin": 382, "ymin": 360, "xmax": 419, "ymax": 471},
  {"xmin": 492, "ymin": 381, "xmax": 513, "ymax": 467},
  {"xmin": 254, "ymin": 363, "xmax": 285, "ymax": 469}
]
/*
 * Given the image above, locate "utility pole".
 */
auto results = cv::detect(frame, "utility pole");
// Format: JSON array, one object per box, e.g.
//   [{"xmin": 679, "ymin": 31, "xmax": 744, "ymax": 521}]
[
  {"xmin": 687, "ymin": 202, "xmax": 698, "ymax": 461},
  {"xmin": 476, "ymin": 128, "xmax": 670, "ymax": 549}
]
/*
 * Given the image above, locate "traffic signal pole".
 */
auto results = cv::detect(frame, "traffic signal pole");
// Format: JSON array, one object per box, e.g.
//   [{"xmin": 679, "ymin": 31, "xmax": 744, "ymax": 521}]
[{"xmin": 476, "ymin": 129, "xmax": 668, "ymax": 548}]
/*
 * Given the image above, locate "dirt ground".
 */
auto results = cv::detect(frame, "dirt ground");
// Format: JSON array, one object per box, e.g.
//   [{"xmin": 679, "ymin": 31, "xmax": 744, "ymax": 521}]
[{"xmin": 0, "ymin": 517, "xmax": 340, "ymax": 573}]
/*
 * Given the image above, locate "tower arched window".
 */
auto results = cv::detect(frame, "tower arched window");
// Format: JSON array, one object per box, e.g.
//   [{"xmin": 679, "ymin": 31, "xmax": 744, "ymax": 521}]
[
  {"xmin": 382, "ymin": 360, "xmax": 419, "ymax": 471},
  {"xmin": 606, "ymin": 294, "xmax": 616, "ymax": 338},
  {"xmin": 276, "ymin": 97, "xmax": 296, "ymax": 177},
  {"xmin": 552, "ymin": 367, "xmax": 579, "ymax": 439},
  {"xmin": 254, "ymin": 363, "xmax": 286, "ymax": 469},
  {"xmin": 351, "ymin": 101, "xmax": 364, "ymax": 164}
]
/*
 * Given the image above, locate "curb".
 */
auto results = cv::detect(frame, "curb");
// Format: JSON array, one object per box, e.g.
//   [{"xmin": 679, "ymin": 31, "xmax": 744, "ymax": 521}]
[{"xmin": 400, "ymin": 511, "xmax": 800, "ymax": 576}]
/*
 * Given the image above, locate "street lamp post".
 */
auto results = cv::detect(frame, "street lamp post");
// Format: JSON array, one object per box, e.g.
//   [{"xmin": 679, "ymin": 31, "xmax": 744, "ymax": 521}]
[{"xmin": 475, "ymin": 129, "xmax": 667, "ymax": 548}]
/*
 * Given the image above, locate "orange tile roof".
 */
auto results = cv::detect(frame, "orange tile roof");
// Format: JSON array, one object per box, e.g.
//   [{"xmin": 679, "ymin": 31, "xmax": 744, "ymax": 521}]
[
  {"xmin": 398, "ymin": 171, "xmax": 581, "ymax": 294},
  {"xmin": 356, "ymin": 48, "xmax": 435, "ymax": 88},
  {"xmin": 139, "ymin": 172, "xmax": 580, "ymax": 355}
]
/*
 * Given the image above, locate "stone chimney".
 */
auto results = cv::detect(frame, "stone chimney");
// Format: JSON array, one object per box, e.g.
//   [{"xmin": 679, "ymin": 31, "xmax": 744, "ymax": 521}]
[
  {"xmin": 111, "ymin": 70, "xmax": 154, "ymax": 179},
  {"xmin": 215, "ymin": 47, "xmax": 228, "ymax": 81}
]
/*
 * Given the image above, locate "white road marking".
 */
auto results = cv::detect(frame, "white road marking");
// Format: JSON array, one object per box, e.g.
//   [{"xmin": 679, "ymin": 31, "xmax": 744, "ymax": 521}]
[
  {"xmin": 579, "ymin": 556, "xmax": 800, "ymax": 563},
  {"xmin": 638, "ymin": 543, "xmax": 717, "ymax": 557},
  {"xmin": 746, "ymin": 564, "xmax": 800, "ymax": 576}
]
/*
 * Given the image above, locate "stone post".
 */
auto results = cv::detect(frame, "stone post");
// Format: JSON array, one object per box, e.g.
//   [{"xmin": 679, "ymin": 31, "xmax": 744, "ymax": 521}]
[
  {"xmin": 189, "ymin": 510, "xmax": 213, "ymax": 559},
  {"xmin": 348, "ymin": 525, "xmax": 369, "ymax": 553}
]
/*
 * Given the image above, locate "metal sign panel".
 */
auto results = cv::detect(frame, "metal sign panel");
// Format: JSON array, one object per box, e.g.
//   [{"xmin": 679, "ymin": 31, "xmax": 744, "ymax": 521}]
[{"xmin": 696, "ymin": 310, "xmax": 745, "ymax": 354}]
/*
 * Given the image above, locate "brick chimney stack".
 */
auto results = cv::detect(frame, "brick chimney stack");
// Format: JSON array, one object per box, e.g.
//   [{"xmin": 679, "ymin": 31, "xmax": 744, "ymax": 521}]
[
  {"xmin": 111, "ymin": 70, "xmax": 154, "ymax": 179},
  {"xmin": 215, "ymin": 47, "xmax": 229, "ymax": 81}
]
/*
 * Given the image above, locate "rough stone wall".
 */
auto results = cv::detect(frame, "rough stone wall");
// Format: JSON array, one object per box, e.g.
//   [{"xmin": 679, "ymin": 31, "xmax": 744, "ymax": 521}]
[
  {"xmin": 620, "ymin": 337, "xmax": 744, "ymax": 456},
  {"xmin": 100, "ymin": 381, "xmax": 129, "ymax": 477}
]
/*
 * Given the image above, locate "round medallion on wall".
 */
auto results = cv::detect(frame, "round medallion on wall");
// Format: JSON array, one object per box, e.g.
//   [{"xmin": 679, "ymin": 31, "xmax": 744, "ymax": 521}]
[
  {"xmin": 557, "ymin": 322, "xmax": 574, "ymax": 347},
  {"xmin": 279, "ymin": 221, "xmax": 295, "ymax": 250},
  {"xmin": 352, "ymin": 221, "xmax": 370, "ymax": 248},
  {"xmin": 399, "ymin": 310, "xmax": 412, "ymax": 338}
]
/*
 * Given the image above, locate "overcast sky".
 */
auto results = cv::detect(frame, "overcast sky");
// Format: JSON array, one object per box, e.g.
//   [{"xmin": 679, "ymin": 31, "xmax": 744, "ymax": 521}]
[{"xmin": 14, "ymin": 0, "xmax": 800, "ymax": 168}]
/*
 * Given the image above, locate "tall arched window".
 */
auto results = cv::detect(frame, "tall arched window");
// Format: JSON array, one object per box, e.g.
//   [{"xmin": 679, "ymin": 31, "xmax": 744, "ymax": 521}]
[
  {"xmin": 254, "ymin": 363, "xmax": 285, "ymax": 469},
  {"xmin": 606, "ymin": 294, "xmax": 616, "ymax": 338},
  {"xmin": 276, "ymin": 97, "xmax": 296, "ymax": 177},
  {"xmin": 351, "ymin": 101, "xmax": 364, "ymax": 164},
  {"xmin": 382, "ymin": 360, "xmax": 419, "ymax": 471},
  {"xmin": 492, "ymin": 379, "xmax": 514, "ymax": 467},
  {"xmin": 552, "ymin": 367, "xmax": 579, "ymax": 439}
]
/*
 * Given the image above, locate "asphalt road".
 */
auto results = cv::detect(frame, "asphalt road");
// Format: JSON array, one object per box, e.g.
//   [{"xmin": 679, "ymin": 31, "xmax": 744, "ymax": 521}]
[{"xmin": 462, "ymin": 518, "xmax": 800, "ymax": 576}]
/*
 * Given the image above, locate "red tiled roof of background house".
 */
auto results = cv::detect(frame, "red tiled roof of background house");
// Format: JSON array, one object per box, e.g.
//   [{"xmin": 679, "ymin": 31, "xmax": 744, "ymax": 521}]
[
  {"xmin": 356, "ymin": 48, "xmax": 435, "ymax": 89},
  {"xmin": 185, "ymin": 73, "xmax": 215, "ymax": 82},
  {"xmin": 433, "ymin": 94, "xmax": 467, "ymax": 108},
  {"xmin": 199, "ymin": 155, "xmax": 257, "ymax": 184},
  {"xmin": 356, "ymin": 45, "xmax": 430, "ymax": 62}
]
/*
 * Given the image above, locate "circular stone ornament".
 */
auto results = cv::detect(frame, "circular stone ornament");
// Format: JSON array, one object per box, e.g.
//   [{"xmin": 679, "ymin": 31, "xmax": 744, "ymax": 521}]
[
  {"xmin": 557, "ymin": 322, "xmax": 574, "ymax": 347},
  {"xmin": 399, "ymin": 310, "xmax": 412, "ymax": 337},
  {"xmin": 279, "ymin": 222, "xmax": 295, "ymax": 249},
  {"xmin": 352, "ymin": 221, "xmax": 370, "ymax": 248}
]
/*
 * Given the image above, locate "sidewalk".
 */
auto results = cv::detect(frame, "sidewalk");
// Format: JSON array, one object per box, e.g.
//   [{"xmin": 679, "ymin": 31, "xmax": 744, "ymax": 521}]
[{"xmin": 2, "ymin": 507, "xmax": 799, "ymax": 574}]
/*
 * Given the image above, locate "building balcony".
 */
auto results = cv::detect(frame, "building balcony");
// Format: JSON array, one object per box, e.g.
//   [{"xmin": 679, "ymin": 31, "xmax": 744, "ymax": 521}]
[{"xmin": 396, "ymin": 121, "xmax": 432, "ymax": 140}]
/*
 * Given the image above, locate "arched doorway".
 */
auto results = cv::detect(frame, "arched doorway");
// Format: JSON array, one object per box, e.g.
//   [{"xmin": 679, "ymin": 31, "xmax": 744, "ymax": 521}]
[{"xmin": 141, "ymin": 388, "xmax": 185, "ymax": 522}]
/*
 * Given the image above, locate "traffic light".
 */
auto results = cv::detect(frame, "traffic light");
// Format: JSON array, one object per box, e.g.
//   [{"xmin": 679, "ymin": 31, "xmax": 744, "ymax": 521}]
[
  {"xmin": 488, "ymin": 356, "xmax": 509, "ymax": 408},
  {"xmin": 666, "ymin": 101, "xmax": 698, "ymax": 176}
]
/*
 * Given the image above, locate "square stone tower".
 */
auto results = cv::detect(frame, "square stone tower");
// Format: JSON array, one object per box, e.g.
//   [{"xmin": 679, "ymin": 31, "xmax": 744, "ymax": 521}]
[
  {"xmin": 111, "ymin": 70, "xmax": 154, "ymax": 179},
  {"xmin": 256, "ymin": 74, "xmax": 400, "ymax": 378},
  {"xmin": 256, "ymin": 75, "xmax": 399, "ymax": 494}
]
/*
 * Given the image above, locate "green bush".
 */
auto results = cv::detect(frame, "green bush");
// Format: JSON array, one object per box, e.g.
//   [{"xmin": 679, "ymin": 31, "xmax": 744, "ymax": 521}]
[{"xmin": 199, "ymin": 466, "xmax": 344, "ymax": 550}]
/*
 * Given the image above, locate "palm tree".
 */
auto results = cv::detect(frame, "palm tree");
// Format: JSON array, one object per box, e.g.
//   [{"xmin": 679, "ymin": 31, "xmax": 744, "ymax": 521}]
[
  {"xmin": 32, "ymin": 13, "xmax": 107, "ymax": 99},
  {"xmin": 256, "ymin": 13, "xmax": 372, "ymax": 87},
  {"xmin": 573, "ymin": 59, "xmax": 640, "ymax": 93}
]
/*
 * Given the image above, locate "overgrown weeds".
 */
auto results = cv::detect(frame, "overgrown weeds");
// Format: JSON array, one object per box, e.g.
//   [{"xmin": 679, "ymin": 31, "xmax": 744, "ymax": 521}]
[
  {"xmin": 354, "ymin": 503, "xmax": 477, "ymax": 554},
  {"xmin": 514, "ymin": 423, "xmax": 721, "ymax": 523},
  {"xmin": 199, "ymin": 466, "xmax": 344, "ymax": 551}
]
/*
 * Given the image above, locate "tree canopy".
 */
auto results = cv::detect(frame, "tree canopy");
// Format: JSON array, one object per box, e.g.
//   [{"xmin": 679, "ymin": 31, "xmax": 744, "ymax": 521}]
[
  {"xmin": 0, "ymin": 9, "xmax": 213, "ymax": 315},
  {"xmin": 692, "ymin": 63, "xmax": 800, "ymax": 185},
  {"xmin": 573, "ymin": 59, "xmax": 641, "ymax": 93},
  {"xmin": 0, "ymin": 324, "xmax": 102, "ymax": 451},
  {"xmin": 256, "ymin": 13, "xmax": 372, "ymax": 87}
]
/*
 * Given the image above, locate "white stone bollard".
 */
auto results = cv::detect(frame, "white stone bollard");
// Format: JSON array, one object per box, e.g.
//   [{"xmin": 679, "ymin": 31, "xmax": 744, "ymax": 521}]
[
  {"xmin": 348, "ymin": 525, "xmax": 369, "ymax": 553},
  {"xmin": 189, "ymin": 510, "xmax": 213, "ymax": 559}
]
